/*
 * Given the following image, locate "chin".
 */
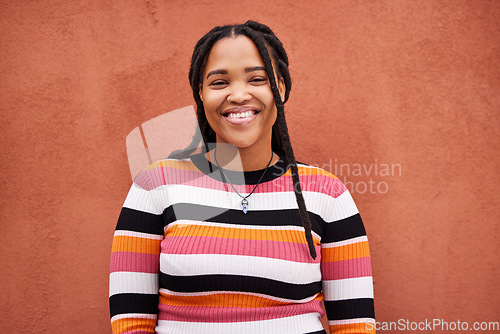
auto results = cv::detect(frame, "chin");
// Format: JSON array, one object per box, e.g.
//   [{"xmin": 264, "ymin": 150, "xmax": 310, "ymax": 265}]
[{"xmin": 227, "ymin": 140, "xmax": 257, "ymax": 149}]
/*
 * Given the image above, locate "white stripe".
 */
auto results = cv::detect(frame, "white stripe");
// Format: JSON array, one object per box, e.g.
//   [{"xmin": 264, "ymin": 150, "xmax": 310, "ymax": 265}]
[
  {"xmin": 167, "ymin": 220, "xmax": 307, "ymax": 230},
  {"xmin": 321, "ymin": 236, "xmax": 368, "ymax": 248},
  {"xmin": 156, "ymin": 313, "xmax": 324, "ymax": 334},
  {"xmin": 324, "ymin": 190, "xmax": 359, "ymax": 222},
  {"xmin": 166, "ymin": 220, "xmax": 321, "ymax": 241},
  {"xmin": 126, "ymin": 172, "xmax": 358, "ymax": 225},
  {"xmin": 123, "ymin": 183, "xmax": 160, "ymax": 214},
  {"xmin": 160, "ymin": 253, "xmax": 321, "ymax": 284},
  {"xmin": 296, "ymin": 162, "xmax": 323, "ymax": 169},
  {"xmin": 329, "ymin": 317, "xmax": 376, "ymax": 325},
  {"xmin": 109, "ymin": 272, "xmax": 159, "ymax": 297},
  {"xmin": 159, "ymin": 288, "xmax": 319, "ymax": 304},
  {"xmin": 111, "ymin": 313, "xmax": 157, "ymax": 323},
  {"xmin": 153, "ymin": 184, "xmax": 232, "ymax": 214},
  {"xmin": 323, "ymin": 277, "xmax": 374, "ymax": 301},
  {"xmin": 113, "ymin": 230, "xmax": 163, "ymax": 240},
  {"xmin": 153, "ymin": 183, "xmax": 343, "ymax": 215}
]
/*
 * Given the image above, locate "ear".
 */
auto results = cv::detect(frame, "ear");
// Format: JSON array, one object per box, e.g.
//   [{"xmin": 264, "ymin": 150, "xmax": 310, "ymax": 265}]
[
  {"xmin": 278, "ymin": 77, "xmax": 285, "ymax": 102},
  {"xmin": 199, "ymin": 84, "xmax": 203, "ymax": 102}
]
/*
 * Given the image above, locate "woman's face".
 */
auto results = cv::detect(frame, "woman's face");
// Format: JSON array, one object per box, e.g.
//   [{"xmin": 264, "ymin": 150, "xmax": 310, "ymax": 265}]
[{"xmin": 200, "ymin": 35, "xmax": 285, "ymax": 151}]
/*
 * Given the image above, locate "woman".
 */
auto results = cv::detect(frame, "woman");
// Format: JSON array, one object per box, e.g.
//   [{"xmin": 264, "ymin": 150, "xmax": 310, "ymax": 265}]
[{"xmin": 110, "ymin": 21, "xmax": 375, "ymax": 334}]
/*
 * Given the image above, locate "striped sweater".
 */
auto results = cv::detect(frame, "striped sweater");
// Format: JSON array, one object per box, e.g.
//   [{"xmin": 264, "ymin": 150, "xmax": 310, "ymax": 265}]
[{"xmin": 109, "ymin": 152, "xmax": 375, "ymax": 334}]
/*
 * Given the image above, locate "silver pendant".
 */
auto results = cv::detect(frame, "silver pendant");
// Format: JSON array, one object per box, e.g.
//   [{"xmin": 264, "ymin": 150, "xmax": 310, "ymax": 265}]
[{"xmin": 242, "ymin": 198, "xmax": 248, "ymax": 214}]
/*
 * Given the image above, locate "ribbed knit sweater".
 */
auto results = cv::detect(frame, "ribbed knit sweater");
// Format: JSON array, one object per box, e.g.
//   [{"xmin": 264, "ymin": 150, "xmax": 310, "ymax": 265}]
[{"xmin": 109, "ymin": 152, "xmax": 375, "ymax": 334}]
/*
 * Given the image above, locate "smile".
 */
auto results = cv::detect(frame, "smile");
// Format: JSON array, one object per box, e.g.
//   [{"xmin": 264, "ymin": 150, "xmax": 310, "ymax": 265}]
[{"xmin": 222, "ymin": 107, "xmax": 260, "ymax": 125}]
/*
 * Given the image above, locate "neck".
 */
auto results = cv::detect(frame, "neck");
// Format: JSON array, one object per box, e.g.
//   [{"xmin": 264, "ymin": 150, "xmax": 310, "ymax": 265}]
[{"xmin": 206, "ymin": 143, "xmax": 278, "ymax": 172}]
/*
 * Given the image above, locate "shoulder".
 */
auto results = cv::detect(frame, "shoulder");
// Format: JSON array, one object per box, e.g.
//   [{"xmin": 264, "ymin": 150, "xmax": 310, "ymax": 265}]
[
  {"xmin": 144, "ymin": 157, "xmax": 196, "ymax": 173},
  {"xmin": 295, "ymin": 160, "xmax": 337, "ymax": 178},
  {"xmin": 133, "ymin": 156, "xmax": 198, "ymax": 190},
  {"xmin": 293, "ymin": 160, "xmax": 348, "ymax": 199}
]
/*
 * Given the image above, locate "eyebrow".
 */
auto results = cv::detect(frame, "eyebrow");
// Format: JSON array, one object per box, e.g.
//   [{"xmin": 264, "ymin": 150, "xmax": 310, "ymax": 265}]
[
  {"xmin": 206, "ymin": 66, "xmax": 267, "ymax": 79},
  {"xmin": 206, "ymin": 69, "xmax": 227, "ymax": 78},
  {"xmin": 245, "ymin": 66, "xmax": 266, "ymax": 73}
]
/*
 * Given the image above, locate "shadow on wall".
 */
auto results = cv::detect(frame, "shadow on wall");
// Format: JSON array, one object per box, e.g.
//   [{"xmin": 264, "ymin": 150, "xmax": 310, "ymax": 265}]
[{"xmin": 126, "ymin": 106, "xmax": 200, "ymax": 179}]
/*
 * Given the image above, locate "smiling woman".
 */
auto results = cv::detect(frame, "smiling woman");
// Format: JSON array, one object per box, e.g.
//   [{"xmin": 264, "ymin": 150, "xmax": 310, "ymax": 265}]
[
  {"xmin": 109, "ymin": 21, "xmax": 375, "ymax": 334},
  {"xmin": 200, "ymin": 35, "xmax": 284, "ymax": 168}
]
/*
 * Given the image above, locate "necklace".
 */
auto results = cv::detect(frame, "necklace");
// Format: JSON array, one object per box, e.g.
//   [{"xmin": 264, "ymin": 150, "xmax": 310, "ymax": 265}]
[{"xmin": 213, "ymin": 148, "xmax": 274, "ymax": 214}]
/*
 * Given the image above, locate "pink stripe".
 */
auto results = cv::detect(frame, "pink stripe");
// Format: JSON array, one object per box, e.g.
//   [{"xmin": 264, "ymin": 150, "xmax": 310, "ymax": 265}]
[
  {"xmin": 158, "ymin": 299, "xmax": 323, "ymax": 322},
  {"xmin": 261, "ymin": 175, "xmax": 346, "ymax": 198},
  {"xmin": 140, "ymin": 165, "xmax": 345, "ymax": 198},
  {"xmin": 321, "ymin": 257, "xmax": 372, "ymax": 280},
  {"xmin": 123, "ymin": 331, "xmax": 152, "ymax": 334},
  {"xmin": 134, "ymin": 169, "xmax": 152, "ymax": 189},
  {"xmin": 161, "ymin": 236, "xmax": 321, "ymax": 264},
  {"xmin": 110, "ymin": 252, "xmax": 159, "ymax": 273}
]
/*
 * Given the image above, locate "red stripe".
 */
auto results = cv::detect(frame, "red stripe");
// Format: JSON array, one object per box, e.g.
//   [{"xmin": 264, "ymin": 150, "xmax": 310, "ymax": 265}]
[
  {"xmin": 110, "ymin": 252, "xmax": 159, "ymax": 273},
  {"xmin": 321, "ymin": 257, "xmax": 372, "ymax": 280},
  {"xmin": 161, "ymin": 236, "xmax": 321, "ymax": 263},
  {"xmin": 157, "ymin": 299, "xmax": 324, "ymax": 322}
]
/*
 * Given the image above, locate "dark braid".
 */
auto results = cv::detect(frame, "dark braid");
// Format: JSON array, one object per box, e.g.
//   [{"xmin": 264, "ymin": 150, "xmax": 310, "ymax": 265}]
[
  {"xmin": 170, "ymin": 21, "xmax": 317, "ymax": 259},
  {"xmin": 242, "ymin": 25, "xmax": 316, "ymax": 259}
]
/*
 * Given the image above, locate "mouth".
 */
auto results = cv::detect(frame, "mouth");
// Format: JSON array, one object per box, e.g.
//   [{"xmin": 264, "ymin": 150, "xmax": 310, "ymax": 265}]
[{"xmin": 221, "ymin": 107, "xmax": 261, "ymax": 125}]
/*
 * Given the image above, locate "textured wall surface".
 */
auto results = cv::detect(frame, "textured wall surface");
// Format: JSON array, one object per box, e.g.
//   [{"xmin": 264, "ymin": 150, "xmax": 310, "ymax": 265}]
[{"xmin": 1, "ymin": 1, "xmax": 499, "ymax": 333}]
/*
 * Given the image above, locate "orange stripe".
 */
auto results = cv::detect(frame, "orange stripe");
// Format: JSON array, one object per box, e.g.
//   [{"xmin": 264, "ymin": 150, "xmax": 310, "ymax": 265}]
[
  {"xmin": 111, "ymin": 317, "xmax": 156, "ymax": 333},
  {"xmin": 145, "ymin": 159, "xmax": 200, "ymax": 172},
  {"xmin": 166, "ymin": 224, "xmax": 320, "ymax": 244},
  {"xmin": 322, "ymin": 241, "xmax": 370, "ymax": 262},
  {"xmin": 159, "ymin": 292, "xmax": 323, "ymax": 308},
  {"xmin": 284, "ymin": 165, "xmax": 339, "ymax": 178},
  {"xmin": 330, "ymin": 321, "xmax": 376, "ymax": 334},
  {"xmin": 145, "ymin": 159, "xmax": 339, "ymax": 178},
  {"xmin": 111, "ymin": 235, "xmax": 161, "ymax": 254}
]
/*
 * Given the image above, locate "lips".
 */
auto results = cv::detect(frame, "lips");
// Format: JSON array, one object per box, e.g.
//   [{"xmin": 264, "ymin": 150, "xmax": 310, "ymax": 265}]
[{"xmin": 221, "ymin": 106, "xmax": 261, "ymax": 125}]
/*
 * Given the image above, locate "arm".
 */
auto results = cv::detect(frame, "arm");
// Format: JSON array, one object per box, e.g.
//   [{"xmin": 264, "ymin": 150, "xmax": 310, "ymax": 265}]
[
  {"xmin": 321, "ymin": 181, "xmax": 375, "ymax": 334},
  {"xmin": 109, "ymin": 170, "xmax": 164, "ymax": 333}
]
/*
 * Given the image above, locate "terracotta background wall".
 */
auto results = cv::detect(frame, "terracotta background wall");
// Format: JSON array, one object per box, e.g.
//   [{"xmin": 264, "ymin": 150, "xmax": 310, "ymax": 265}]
[{"xmin": 1, "ymin": 1, "xmax": 499, "ymax": 333}]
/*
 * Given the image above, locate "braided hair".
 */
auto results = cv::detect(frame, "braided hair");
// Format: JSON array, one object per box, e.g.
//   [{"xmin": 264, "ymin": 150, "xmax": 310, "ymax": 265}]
[{"xmin": 170, "ymin": 20, "xmax": 316, "ymax": 259}]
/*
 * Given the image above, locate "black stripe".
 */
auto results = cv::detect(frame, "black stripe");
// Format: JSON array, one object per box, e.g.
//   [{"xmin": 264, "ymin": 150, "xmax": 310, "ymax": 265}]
[
  {"xmin": 115, "ymin": 207, "xmax": 164, "ymax": 235},
  {"xmin": 324, "ymin": 298, "xmax": 375, "ymax": 320},
  {"xmin": 164, "ymin": 203, "xmax": 324, "ymax": 236},
  {"xmin": 160, "ymin": 273, "xmax": 322, "ymax": 300},
  {"xmin": 109, "ymin": 293, "xmax": 159, "ymax": 318},
  {"xmin": 304, "ymin": 331, "xmax": 327, "ymax": 334},
  {"xmin": 321, "ymin": 213, "xmax": 366, "ymax": 243}
]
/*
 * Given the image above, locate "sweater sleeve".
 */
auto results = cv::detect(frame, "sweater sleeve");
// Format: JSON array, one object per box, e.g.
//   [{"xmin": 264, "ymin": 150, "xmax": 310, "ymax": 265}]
[
  {"xmin": 321, "ymin": 180, "xmax": 375, "ymax": 334},
  {"xmin": 109, "ymin": 170, "xmax": 164, "ymax": 333}
]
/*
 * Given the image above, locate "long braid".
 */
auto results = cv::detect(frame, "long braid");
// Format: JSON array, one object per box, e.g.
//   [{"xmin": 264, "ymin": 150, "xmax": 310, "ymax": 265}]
[
  {"xmin": 172, "ymin": 21, "xmax": 317, "ymax": 259},
  {"xmin": 170, "ymin": 28, "xmax": 225, "ymax": 161},
  {"xmin": 190, "ymin": 30, "xmax": 224, "ymax": 161},
  {"xmin": 243, "ymin": 25, "xmax": 317, "ymax": 259}
]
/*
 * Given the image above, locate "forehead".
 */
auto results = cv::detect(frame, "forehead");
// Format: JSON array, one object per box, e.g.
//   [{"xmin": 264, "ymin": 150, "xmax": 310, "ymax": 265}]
[{"xmin": 204, "ymin": 36, "xmax": 265, "ymax": 72}]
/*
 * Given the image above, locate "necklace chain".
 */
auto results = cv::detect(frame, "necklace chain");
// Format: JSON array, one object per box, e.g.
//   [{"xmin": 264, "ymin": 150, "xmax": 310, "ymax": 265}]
[{"xmin": 213, "ymin": 149, "xmax": 274, "ymax": 214}]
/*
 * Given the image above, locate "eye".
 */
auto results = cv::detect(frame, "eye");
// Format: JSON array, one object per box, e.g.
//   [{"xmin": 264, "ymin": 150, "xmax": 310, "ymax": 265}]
[
  {"xmin": 209, "ymin": 80, "xmax": 228, "ymax": 88},
  {"xmin": 250, "ymin": 77, "xmax": 268, "ymax": 85}
]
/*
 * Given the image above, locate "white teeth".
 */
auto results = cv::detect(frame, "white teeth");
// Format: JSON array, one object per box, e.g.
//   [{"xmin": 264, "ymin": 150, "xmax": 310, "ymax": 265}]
[{"xmin": 227, "ymin": 111, "xmax": 255, "ymax": 118}]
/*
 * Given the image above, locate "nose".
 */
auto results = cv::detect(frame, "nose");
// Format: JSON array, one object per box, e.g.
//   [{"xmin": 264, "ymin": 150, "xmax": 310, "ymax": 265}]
[{"xmin": 227, "ymin": 82, "xmax": 251, "ymax": 104}]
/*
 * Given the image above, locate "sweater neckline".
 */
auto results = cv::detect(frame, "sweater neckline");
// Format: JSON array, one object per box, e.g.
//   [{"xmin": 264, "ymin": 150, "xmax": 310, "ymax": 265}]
[{"xmin": 189, "ymin": 151, "xmax": 290, "ymax": 185}]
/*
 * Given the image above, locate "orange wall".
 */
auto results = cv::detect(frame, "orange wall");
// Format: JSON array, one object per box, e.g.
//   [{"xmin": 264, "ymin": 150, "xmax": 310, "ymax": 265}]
[{"xmin": 1, "ymin": 1, "xmax": 499, "ymax": 333}]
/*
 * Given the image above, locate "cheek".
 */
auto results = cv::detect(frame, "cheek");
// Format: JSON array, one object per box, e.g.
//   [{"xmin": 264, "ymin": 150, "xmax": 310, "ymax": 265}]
[
  {"xmin": 203, "ymin": 102, "xmax": 224, "ymax": 133},
  {"xmin": 201, "ymin": 91, "xmax": 224, "ymax": 112},
  {"xmin": 204, "ymin": 109, "xmax": 220, "ymax": 130}
]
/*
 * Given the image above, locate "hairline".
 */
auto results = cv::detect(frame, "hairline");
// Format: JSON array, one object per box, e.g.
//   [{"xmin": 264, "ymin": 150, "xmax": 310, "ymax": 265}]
[{"xmin": 199, "ymin": 34, "xmax": 282, "ymax": 85}]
